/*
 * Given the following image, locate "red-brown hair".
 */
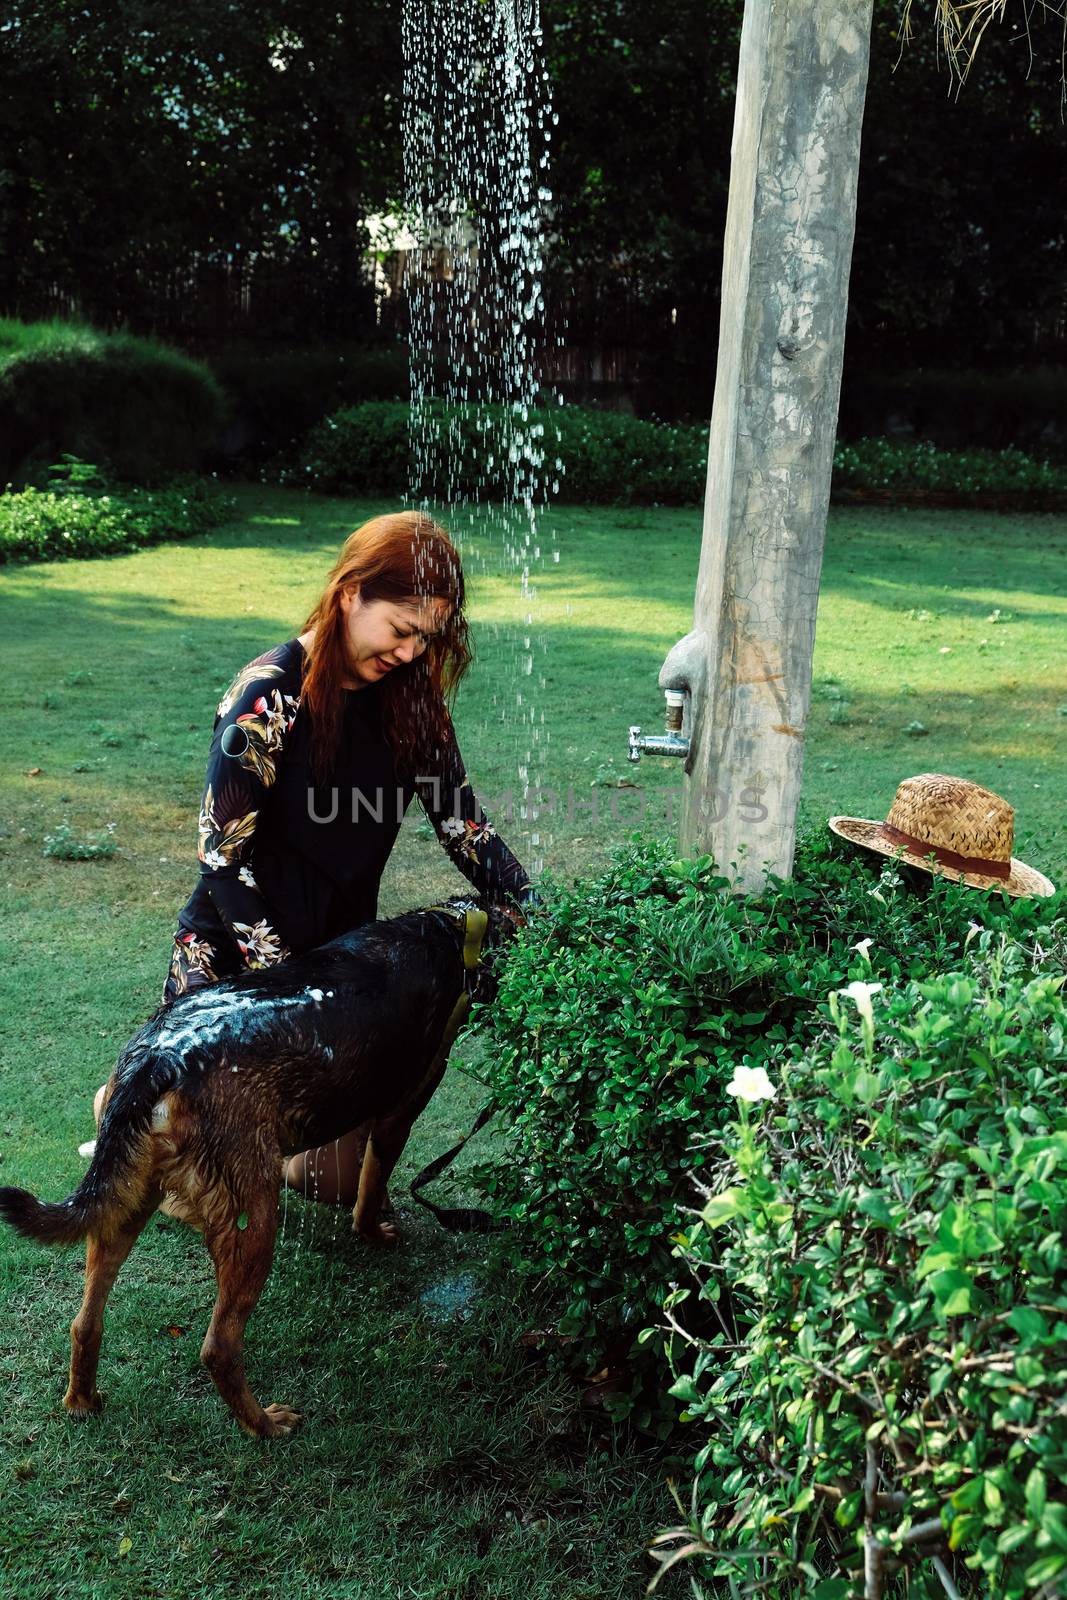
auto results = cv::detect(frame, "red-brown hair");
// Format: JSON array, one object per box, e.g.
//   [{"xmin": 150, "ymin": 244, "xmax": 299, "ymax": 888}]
[{"xmin": 299, "ymin": 512, "xmax": 472, "ymax": 784}]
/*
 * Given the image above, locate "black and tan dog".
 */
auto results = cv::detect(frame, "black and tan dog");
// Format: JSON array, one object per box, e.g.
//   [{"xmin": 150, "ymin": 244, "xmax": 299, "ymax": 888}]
[{"xmin": 0, "ymin": 899, "xmax": 513, "ymax": 1438}]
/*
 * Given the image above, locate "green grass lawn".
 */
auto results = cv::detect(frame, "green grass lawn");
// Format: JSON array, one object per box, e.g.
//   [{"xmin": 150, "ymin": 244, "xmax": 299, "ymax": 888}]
[{"xmin": 1, "ymin": 487, "xmax": 1065, "ymax": 1598}]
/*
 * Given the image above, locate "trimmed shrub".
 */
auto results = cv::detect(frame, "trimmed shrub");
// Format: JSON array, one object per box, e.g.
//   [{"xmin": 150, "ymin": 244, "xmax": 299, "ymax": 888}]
[
  {"xmin": 300, "ymin": 400, "xmax": 415, "ymax": 496},
  {"xmin": 657, "ymin": 941, "xmax": 1067, "ymax": 1599},
  {"xmin": 0, "ymin": 460, "xmax": 235, "ymax": 563},
  {"xmin": 832, "ymin": 437, "xmax": 1067, "ymax": 512},
  {"xmin": 468, "ymin": 834, "xmax": 1063, "ymax": 1432},
  {"xmin": 0, "ymin": 318, "xmax": 225, "ymax": 486},
  {"xmin": 209, "ymin": 342, "xmax": 408, "ymax": 467},
  {"xmin": 300, "ymin": 398, "xmax": 706, "ymax": 503},
  {"xmin": 299, "ymin": 399, "xmax": 1067, "ymax": 510}
]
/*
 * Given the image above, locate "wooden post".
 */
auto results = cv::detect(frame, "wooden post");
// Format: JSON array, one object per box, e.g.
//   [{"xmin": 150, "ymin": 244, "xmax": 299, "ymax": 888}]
[{"xmin": 661, "ymin": 0, "xmax": 874, "ymax": 891}]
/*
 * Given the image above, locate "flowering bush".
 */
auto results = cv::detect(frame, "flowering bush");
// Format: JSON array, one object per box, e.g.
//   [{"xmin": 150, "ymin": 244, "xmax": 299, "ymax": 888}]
[
  {"xmin": 0, "ymin": 462, "xmax": 234, "ymax": 563},
  {"xmin": 656, "ymin": 936, "xmax": 1067, "ymax": 1598},
  {"xmin": 469, "ymin": 835, "xmax": 1063, "ymax": 1433}
]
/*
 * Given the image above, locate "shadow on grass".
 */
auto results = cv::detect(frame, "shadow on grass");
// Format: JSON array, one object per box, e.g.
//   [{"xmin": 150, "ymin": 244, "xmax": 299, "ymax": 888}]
[{"xmin": 821, "ymin": 507, "xmax": 1067, "ymax": 622}]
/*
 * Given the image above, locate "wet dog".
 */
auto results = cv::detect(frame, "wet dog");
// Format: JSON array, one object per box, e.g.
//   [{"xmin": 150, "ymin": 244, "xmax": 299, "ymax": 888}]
[{"xmin": 0, "ymin": 900, "xmax": 513, "ymax": 1438}]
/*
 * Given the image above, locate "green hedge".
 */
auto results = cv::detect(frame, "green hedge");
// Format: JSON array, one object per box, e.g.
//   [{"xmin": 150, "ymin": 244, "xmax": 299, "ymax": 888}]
[
  {"xmin": 298, "ymin": 398, "xmax": 703, "ymax": 504},
  {"xmin": 469, "ymin": 835, "xmax": 1063, "ymax": 1433},
  {"xmin": 832, "ymin": 437, "xmax": 1067, "ymax": 512},
  {"xmin": 299, "ymin": 400, "xmax": 416, "ymax": 496},
  {"xmin": 0, "ymin": 318, "xmax": 225, "ymax": 487},
  {"xmin": 298, "ymin": 400, "xmax": 1067, "ymax": 509},
  {"xmin": 660, "ymin": 941, "xmax": 1067, "ymax": 1598},
  {"xmin": 0, "ymin": 460, "xmax": 235, "ymax": 563}
]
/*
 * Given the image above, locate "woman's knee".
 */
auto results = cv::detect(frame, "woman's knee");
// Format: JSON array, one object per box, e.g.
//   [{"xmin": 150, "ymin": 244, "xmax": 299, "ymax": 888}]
[{"xmin": 284, "ymin": 1132, "xmax": 365, "ymax": 1207}]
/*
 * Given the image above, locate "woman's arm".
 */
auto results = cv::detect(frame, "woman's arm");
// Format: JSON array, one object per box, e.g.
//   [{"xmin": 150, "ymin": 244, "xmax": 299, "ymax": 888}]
[
  {"xmin": 196, "ymin": 655, "xmax": 301, "ymax": 968},
  {"xmin": 416, "ymin": 720, "xmax": 532, "ymax": 904}
]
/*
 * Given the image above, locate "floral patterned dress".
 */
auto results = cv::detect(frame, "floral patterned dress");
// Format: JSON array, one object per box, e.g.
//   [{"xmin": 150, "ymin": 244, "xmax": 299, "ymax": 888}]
[{"xmin": 164, "ymin": 639, "xmax": 530, "ymax": 1005}]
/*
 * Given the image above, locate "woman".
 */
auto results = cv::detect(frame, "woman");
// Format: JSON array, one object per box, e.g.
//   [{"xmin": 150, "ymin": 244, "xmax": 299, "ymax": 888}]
[{"xmin": 95, "ymin": 512, "xmax": 532, "ymax": 1204}]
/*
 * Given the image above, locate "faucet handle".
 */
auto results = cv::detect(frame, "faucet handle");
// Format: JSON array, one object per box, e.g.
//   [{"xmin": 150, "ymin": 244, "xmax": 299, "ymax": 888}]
[{"xmin": 628, "ymin": 725, "xmax": 642, "ymax": 764}]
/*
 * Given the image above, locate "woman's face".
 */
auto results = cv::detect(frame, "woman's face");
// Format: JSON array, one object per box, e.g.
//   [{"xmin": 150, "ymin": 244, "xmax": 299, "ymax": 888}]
[{"xmin": 339, "ymin": 587, "xmax": 452, "ymax": 688}]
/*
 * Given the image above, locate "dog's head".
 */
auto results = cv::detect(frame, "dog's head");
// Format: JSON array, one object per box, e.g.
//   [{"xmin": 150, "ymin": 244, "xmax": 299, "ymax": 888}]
[
  {"xmin": 434, "ymin": 894, "xmax": 529, "ymax": 1007},
  {"xmin": 474, "ymin": 903, "xmax": 523, "ymax": 1006}
]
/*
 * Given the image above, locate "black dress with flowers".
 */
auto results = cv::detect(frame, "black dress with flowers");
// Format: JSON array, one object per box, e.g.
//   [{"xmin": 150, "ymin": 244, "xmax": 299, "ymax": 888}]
[{"xmin": 165, "ymin": 639, "xmax": 530, "ymax": 1004}]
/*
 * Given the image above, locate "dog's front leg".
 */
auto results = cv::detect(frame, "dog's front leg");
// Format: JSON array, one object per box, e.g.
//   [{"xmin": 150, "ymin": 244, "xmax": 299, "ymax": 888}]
[
  {"xmin": 201, "ymin": 1198, "xmax": 299, "ymax": 1438},
  {"xmin": 352, "ymin": 1119, "xmax": 411, "ymax": 1247}
]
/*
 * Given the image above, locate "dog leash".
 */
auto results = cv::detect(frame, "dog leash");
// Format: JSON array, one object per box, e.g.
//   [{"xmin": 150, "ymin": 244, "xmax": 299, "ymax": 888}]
[
  {"xmin": 408, "ymin": 906, "xmax": 503, "ymax": 1233},
  {"xmin": 409, "ymin": 1098, "xmax": 502, "ymax": 1233}
]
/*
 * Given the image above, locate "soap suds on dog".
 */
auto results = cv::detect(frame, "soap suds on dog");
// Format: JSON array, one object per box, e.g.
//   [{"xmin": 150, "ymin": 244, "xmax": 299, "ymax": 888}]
[{"xmin": 151, "ymin": 985, "xmax": 329, "ymax": 1059}]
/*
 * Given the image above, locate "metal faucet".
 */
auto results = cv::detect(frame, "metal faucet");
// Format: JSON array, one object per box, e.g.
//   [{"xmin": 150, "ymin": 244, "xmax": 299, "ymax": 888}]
[{"xmin": 628, "ymin": 690, "xmax": 690, "ymax": 763}]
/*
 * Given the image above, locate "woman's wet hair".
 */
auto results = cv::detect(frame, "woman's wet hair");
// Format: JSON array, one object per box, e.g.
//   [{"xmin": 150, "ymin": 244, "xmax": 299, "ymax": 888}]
[{"xmin": 299, "ymin": 512, "xmax": 473, "ymax": 783}]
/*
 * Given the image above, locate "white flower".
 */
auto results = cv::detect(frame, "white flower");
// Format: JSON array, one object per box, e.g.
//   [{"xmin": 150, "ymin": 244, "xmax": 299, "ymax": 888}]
[
  {"xmin": 726, "ymin": 1065, "xmax": 778, "ymax": 1103},
  {"xmin": 841, "ymin": 979, "xmax": 882, "ymax": 1031},
  {"xmin": 441, "ymin": 817, "xmax": 466, "ymax": 838},
  {"xmin": 853, "ymin": 937, "xmax": 874, "ymax": 962}
]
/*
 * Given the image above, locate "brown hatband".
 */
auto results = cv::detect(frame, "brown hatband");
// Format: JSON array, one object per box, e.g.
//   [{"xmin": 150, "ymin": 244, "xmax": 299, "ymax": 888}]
[{"xmin": 877, "ymin": 824, "xmax": 1012, "ymax": 881}]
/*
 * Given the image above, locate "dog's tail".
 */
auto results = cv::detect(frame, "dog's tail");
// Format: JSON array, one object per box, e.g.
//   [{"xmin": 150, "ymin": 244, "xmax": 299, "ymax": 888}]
[{"xmin": 0, "ymin": 1036, "xmax": 178, "ymax": 1246}]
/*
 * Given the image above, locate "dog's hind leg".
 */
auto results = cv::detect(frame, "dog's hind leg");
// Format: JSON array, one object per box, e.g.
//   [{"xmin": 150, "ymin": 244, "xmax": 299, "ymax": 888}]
[
  {"xmin": 65, "ymin": 1192, "xmax": 161, "ymax": 1418},
  {"xmin": 201, "ymin": 1198, "xmax": 299, "ymax": 1439}
]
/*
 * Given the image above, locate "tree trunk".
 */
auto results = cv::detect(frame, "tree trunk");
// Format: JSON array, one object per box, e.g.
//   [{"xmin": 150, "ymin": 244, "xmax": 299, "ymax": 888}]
[{"xmin": 661, "ymin": 0, "xmax": 874, "ymax": 891}]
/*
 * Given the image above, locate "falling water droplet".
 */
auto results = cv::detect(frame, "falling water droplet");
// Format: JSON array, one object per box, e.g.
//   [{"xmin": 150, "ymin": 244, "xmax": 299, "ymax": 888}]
[{"xmin": 402, "ymin": 0, "xmax": 559, "ymax": 876}]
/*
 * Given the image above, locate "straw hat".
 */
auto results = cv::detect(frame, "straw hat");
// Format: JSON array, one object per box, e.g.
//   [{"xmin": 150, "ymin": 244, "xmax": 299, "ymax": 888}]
[{"xmin": 829, "ymin": 773, "xmax": 1055, "ymax": 898}]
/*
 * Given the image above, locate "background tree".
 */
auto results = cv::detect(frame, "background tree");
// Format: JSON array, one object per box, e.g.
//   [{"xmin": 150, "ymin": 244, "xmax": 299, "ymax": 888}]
[
  {"xmin": 0, "ymin": 1, "xmax": 1063, "ymax": 384},
  {"xmin": 534, "ymin": 1, "xmax": 741, "ymax": 414},
  {"xmin": 852, "ymin": 0, "xmax": 1067, "ymax": 365},
  {"xmin": 538, "ymin": 0, "xmax": 1067, "ymax": 415},
  {"xmin": 0, "ymin": 1, "xmax": 401, "ymax": 343}
]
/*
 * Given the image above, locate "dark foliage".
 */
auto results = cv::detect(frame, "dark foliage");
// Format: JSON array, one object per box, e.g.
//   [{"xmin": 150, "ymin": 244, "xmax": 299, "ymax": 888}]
[
  {"xmin": 0, "ymin": 2, "xmax": 1063, "ymax": 409},
  {"xmin": 209, "ymin": 342, "xmax": 408, "ymax": 467}
]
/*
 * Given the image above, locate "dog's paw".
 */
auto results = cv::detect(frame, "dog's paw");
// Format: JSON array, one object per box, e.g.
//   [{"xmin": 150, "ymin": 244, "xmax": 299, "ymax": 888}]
[
  {"xmin": 64, "ymin": 1391, "xmax": 103, "ymax": 1419},
  {"xmin": 261, "ymin": 1403, "xmax": 302, "ymax": 1437},
  {"xmin": 357, "ymin": 1218, "xmax": 402, "ymax": 1248}
]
